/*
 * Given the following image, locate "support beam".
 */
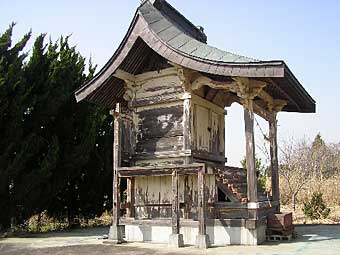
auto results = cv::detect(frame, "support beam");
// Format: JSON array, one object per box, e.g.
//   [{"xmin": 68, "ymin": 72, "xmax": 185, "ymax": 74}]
[
  {"xmin": 109, "ymin": 103, "xmax": 124, "ymax": 243},
  {"xmin": 169, "ymin": 170, "xmax": 184, "ymax": 247},
  {"xmin": 243, "ymin": 99, "xmax": 258, "ymax": 206},
  {"xmin": 118, "ymin": 164, "xmax": 205, "ymax": 177},
  {"xmin": 268, "ymin": 78, "xmax": 301, "ymax": 112},
  {"xmin": 171, "ymin": 170, "xmax": 180, "ymax": 234},
  {"xmin": 269, "ymin": 113, "xmax": 280, "ymax": 213},
  {"xmin": 195, "ymin": 170, "xmax": 210, "ymax": 249},
  {"xmin": 191, "ymin": 75, "xmax": 236, "ymax": 91},
  {"xmin": 183, "ymin": 92, "xmax": 193, "ymax": 164},
  {"xmin": 184, "ymin": 176, "xmax": 191, "ymax": 219},
  {"xmin": 126, "ymin": 177, "xmax": 135, "ymax": 218}
]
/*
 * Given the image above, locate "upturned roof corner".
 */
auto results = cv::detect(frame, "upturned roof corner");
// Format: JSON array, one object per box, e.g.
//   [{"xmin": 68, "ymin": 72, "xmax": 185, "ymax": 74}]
[{"xmin": 75, "ymin": 0, "xmax": 315, "ymax": 113}]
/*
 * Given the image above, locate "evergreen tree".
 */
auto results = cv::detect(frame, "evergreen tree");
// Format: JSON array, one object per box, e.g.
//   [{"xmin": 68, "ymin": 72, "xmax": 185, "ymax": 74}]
[
  {"xmin": 0, "ymin": 25, "xmax": 113, "ymax": 230},
  {"xmin": 312, "ymin": 133, "xmax": 325, "ymax": 150},
  {"xmin": 0, "ymin": 23, "xmax": 31, "ymax": 229}
]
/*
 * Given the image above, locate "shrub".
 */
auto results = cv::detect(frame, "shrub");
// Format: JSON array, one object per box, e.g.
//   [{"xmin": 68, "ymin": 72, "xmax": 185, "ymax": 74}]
[
  {"xmin": 303, "ymin": 192, "xmax": 331, "ymax": 220},
  {"xmin": 27, "ymin": 211, "xmax": 68, "ymax": 233}
]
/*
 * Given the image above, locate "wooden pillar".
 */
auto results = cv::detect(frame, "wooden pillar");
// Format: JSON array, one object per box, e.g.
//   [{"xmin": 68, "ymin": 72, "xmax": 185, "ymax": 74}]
[
  {"xmin": 183, "ymin": 92, "xmax": 193, "ymax": 164},
  {"xmin": 243, "ymin": 99, "xmax": 258, "ymax": 205},
  {"xmin": 184, "ymin": 175, "xmax": 191, "ymax": 219},
  {"xmin": 126, "ymin": 177, "xmax": 135, "ymax": 218},
  {"xmin": 171, "ymin": 171, "xmax": 180, "ymax": 234},
  {"xmin": 269, "ymin": 113, "xmax": 280, "ymax": 212},
  {"xmin": 169, "ymin": 170, "xmax": 184, "ymax": 247},
  {"xmin": 195, "ymin": 170, "xmax": 210, "ymax": 248},
  {"xmin": 109, "ymin": 103, "xmax": 124, "ymax": 242},
  {"xmin": 198, "ymin": 171, "xmax": 206, "ymax": 235}
]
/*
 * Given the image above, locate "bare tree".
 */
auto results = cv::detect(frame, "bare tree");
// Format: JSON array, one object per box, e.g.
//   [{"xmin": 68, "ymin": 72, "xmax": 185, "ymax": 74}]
[{"xmin": 279, "ymin": 138, "xmax": 314, "ymax": 210}]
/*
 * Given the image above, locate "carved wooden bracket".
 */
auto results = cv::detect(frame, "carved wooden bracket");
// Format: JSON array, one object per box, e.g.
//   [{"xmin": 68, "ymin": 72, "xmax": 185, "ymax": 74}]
[
  {"xmin": 232, "ymin": 77, "xmax": 266, "ymax": 100},
  {"xmin": 268, "ymin": 99, "xmax": 288, "ymax": 113}
]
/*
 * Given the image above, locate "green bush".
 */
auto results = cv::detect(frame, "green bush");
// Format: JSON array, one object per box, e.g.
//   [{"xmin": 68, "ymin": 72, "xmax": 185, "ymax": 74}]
[{"xmin": 303, "ymin": 192, "xmax": 331, "ymax": 220}]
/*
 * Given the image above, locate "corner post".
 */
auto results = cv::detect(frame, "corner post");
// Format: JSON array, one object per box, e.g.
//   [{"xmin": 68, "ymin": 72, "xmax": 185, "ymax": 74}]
[
  {"xmin": 183, "ymin": 92, "xmax": 193, "ymax": 164},
  {"xmin": 109, "ymin": 103, "xmax": 124, "ymax": 243},
  {"xmin": 169, "ymin": 170, "xmax": 184, "ymax": 247},
  {"xmin": 184, "ymin": 176, "xmax": 191, "ymax": 219},
  {"xmin": 195, "ymin": 168, "xmax": 210, "ymax": 249},
  {"xmin": 243, "ymin": 98, "xmax": 258, "ymax": 217},
  {"xmin": 126, "ymin": 177, "xmax": 135, "ymax": 218},
  {"xmin": 269, "ymin": 113, "xmax": 280, "ymax": 212}
]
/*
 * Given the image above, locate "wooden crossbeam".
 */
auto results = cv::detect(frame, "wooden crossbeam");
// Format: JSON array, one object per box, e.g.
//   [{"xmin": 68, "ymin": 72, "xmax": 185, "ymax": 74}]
[{"xmin": 118, "ymin": 164, "xmax": 205, "ymax": 177}]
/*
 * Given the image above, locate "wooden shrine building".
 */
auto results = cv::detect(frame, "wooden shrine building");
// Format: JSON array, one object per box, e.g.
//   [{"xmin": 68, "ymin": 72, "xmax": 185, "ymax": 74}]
[{"xmin": 75, "ymin": 0, "xmax": 315, "ymax": 248}]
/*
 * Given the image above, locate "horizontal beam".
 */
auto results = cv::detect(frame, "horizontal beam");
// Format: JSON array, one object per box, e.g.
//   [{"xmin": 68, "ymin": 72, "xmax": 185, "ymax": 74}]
[
  {"xmin": 120, "ymin": 218, "xmax": 200, "ymax": 227},
  {"xmin": 230, "ymin": 95, "xmax": 273, "ymax": 121},
  {"xmin": 118, "ymin": 163, "xmax": 205, "ymax": 177},
  {"xmin": 120, "ymin": 217, "xmax": 264, "ymax": 228},
  {"xmin": 191, "ymin": 75, "xmax": 236, "ymax": 91}
]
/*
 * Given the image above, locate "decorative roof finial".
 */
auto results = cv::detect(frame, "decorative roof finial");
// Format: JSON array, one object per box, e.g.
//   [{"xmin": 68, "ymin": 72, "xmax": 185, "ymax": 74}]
[{"xmin": 140, "ymin": 0, "xmax": 157, "ymax": 5}]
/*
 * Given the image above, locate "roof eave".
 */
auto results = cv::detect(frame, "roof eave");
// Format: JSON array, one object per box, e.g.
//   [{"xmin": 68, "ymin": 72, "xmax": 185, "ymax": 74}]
[
  {"xmin": 74, "ymin": 10, "xmax": 140, "ymax": 103},
  {"xmin": 283, "ymin": 63, "xmax": 316, "ymax": 113}
]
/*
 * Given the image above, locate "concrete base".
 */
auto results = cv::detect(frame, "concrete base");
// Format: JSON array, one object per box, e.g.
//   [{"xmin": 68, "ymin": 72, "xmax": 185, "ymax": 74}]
[
  {"xmin": 108, "ymin": 225, "xmax": 124, "ymax": 243},
  {"xmin": 195, "ymin": 234, "xmax": 210, "ymax": 249},
  {"xmin": 168, "ymin": 234, "xmax": 184, "ymax": 248},
  {"xmin": 124, "ymin": 221, "xmax": 266, "ymax": 246}
]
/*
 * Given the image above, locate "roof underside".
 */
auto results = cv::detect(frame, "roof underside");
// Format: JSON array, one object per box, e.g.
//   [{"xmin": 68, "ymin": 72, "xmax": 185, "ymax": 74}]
[{"xmin": 75, "ymin": 0, "xmax": 316, "ymax": 113}]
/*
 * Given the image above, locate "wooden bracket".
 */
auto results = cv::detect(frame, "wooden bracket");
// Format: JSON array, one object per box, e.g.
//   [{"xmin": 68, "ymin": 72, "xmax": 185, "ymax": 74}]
[
  {"xmin": 232, "ymin": 77, "xmax": 267, "ymax": 101},
  {"xmin": 191, "ymin": 75, "xmax": 236, "ymax": 92},
  {"xmin": 268, "ymin": 99, "xmax": 288, "ymax": 113}
]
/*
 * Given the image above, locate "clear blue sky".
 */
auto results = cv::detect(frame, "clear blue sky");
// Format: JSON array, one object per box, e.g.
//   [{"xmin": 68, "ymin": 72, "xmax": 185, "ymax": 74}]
[{"xmin": 2, "ymin": 0, "xmax": 340, "ymax": 166}]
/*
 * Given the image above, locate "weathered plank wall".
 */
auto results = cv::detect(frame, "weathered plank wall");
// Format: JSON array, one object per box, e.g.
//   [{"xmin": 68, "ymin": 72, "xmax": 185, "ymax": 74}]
[
  {"xmin": 132, "ymin": 68, "xmax": 187, "ymax": 166},
  {"xmin": 121, "ymin": 112, "xmax": 135, "ymax": 166},
  {"xmin": 122, "ymin": 67, "xmax": 226, "ymax": 166},
  {"xmin": 192, "ymin": 95, "xmax": 225, "ymax": 164},
  {"xmin": 134, "ymin": 175, "xmax": 216, "ymax": 219},
  {"xmin": 135, "ymin": 103, "xmax": 184, "ymax": 154}
]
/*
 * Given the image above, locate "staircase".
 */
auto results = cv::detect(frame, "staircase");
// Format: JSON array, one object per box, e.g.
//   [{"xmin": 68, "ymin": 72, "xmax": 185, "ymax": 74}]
[{"xmin": 215, "ymin": 166, "xmax": 268, "ymax": 204}]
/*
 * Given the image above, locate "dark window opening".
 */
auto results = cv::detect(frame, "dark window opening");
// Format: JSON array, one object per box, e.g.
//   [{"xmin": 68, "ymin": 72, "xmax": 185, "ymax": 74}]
[{"xmin": 218, "ymin": 187, "xmax": 231, "ymax": 202}]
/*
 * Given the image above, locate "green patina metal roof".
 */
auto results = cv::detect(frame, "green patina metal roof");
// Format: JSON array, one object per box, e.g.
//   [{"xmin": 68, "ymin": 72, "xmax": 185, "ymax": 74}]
[
  {"xmin": 74, "ymin": 0, "xmax": 316, "ymax": 113},
  {"xmin": 139, "ymin": 1, "xmax": 259, "ymax": 63}
]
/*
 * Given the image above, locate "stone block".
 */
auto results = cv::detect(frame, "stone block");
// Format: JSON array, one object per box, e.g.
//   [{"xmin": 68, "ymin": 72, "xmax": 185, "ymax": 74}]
[
  {"xmin": 195, "ymin": 234, "xmax": 210, "ymax": 249},
  {"xmin": 168, "ymin": 234, "xmax": 184, "ymax": 248}
]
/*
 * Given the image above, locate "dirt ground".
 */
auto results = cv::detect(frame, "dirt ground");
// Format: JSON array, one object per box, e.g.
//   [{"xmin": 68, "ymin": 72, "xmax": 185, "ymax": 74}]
[{"xmin": 1, "ymin": 225, "xmax": 340, "ymax": 255}]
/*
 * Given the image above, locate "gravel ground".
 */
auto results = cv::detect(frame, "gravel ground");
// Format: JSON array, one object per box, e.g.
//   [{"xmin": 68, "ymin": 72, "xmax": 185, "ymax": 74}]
[{"xmin": 1, "ymin": 225, "xmax": 340, "ymax": 255}]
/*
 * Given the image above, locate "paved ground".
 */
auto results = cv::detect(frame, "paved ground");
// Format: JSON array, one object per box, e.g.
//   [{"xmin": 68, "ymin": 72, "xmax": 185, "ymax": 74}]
[{"xmin": 1, "ymin": 225, "xmax": 340, "ymax": 255}]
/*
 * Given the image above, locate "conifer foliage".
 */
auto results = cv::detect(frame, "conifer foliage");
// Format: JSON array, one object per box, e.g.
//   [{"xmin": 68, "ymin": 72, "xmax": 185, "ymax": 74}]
[
  {"xmin": 303, "ymin": 192, "xmax": 330, "ymax": 220},
  {"xmin": 0, "ymin": 24, "xmax": 112, "ymax": 230}
]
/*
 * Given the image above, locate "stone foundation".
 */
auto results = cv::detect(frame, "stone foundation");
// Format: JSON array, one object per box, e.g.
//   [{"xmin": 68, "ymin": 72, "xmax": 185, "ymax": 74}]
[{"xmin": 123, "ymin": 220, "xmax": 266, "ymax": 246}]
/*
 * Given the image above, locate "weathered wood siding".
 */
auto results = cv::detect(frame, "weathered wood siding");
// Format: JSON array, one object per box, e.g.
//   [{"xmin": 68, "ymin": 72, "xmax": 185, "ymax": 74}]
[
  {"xmin": 135, "ymin": 103, "xmax": 184, "ymax": 153},
  {"xmin": 121, "ymin": 113, "xmax": 135, "ymax": 165},
  {"xmin": 132, "ymin": 68, "xmax": 187, "ymax": 166},
  {"xmin": 192, "ymin": 95, "xmax": 225, "ymax": 164},
  {"xmin": 122, "ymin": 67, "xmax": 225, "ymax": 166},
  {"xmin": 134, "ymin": 175, "xmax": 215, "ymax": 219}
]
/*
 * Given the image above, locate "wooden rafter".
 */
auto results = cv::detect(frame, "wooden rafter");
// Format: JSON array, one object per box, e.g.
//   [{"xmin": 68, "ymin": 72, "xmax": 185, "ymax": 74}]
[{"xmin": 267, "ymin": 78, "xmax": 301, "ymax": 112}]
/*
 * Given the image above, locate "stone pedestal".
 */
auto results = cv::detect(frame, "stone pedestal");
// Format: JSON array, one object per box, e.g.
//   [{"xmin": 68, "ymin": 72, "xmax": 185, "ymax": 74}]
[
  {"xmin": 108, "ymin": 225, "xmax": 124, "ymax": 243},
  {"xmin": 168, "ymin": 234, "xmax": 184, "ymax": 248},
  {"xmin": 195, "ymin": 234, "xmax": 210, "ymax": 249}
]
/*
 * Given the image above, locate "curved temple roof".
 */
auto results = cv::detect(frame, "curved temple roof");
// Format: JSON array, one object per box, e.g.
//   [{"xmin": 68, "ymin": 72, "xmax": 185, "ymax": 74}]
[{"xmin": 75, "ymin": 0, "xmax": 316, "ymax": 113}]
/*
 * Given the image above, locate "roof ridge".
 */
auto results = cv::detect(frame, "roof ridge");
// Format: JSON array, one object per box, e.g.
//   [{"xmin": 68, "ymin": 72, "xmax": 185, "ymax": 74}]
[{"xmin": 151, "ymin": 0, "xmax": 208, "ymax": 43}]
